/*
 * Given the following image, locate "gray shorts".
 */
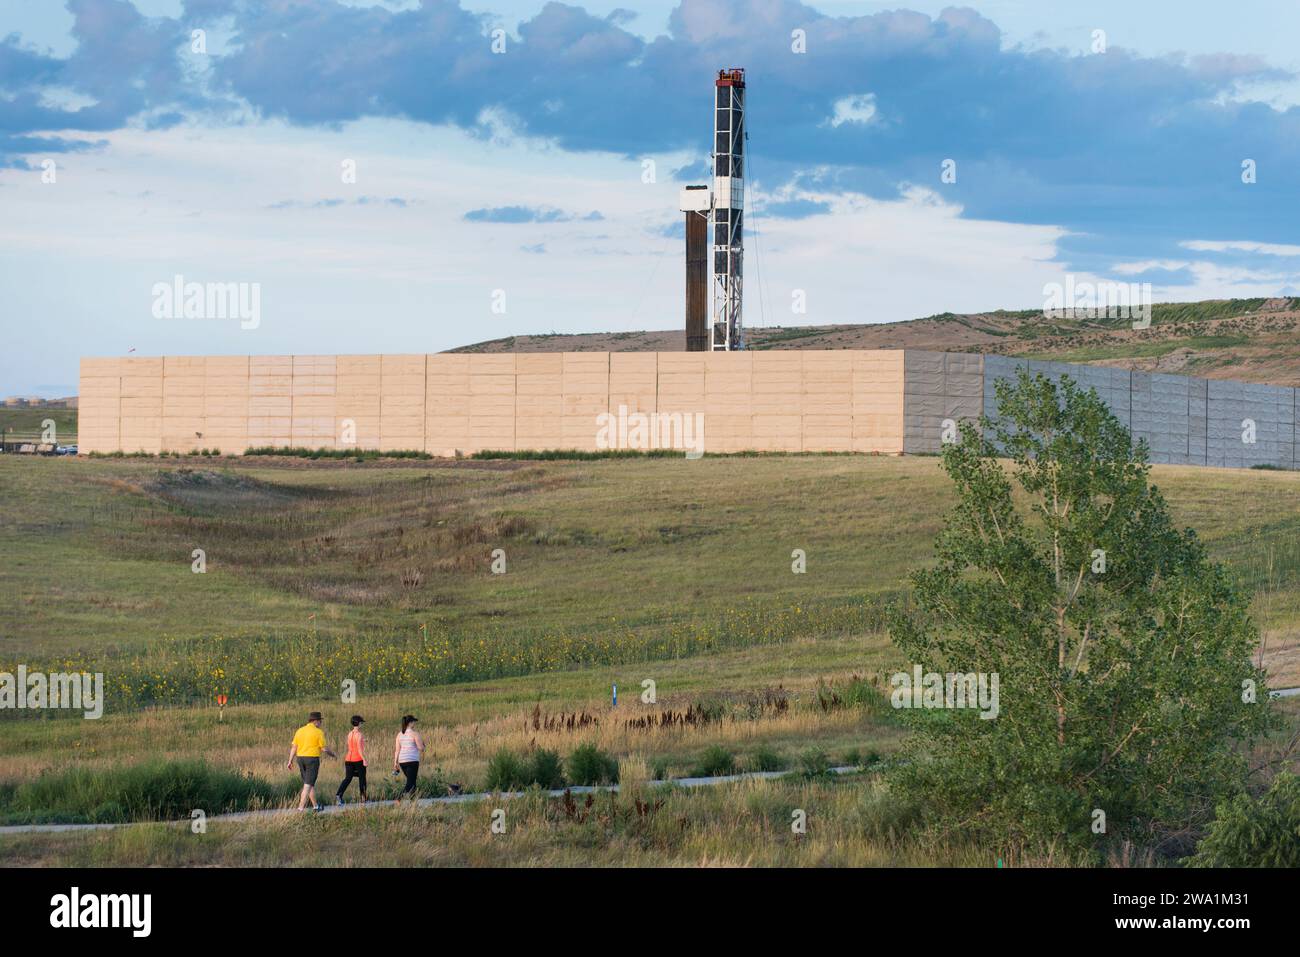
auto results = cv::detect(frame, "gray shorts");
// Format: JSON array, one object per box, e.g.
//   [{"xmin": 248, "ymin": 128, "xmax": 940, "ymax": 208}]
[{"xmin": 297, "ymin": 756, "xmax": 321, "ymax": 786}]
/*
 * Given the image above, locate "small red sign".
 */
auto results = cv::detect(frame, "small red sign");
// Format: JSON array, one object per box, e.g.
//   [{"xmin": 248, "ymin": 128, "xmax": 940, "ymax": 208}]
[{"xmin": 216, "ymin": 694, "xmax": 228, "ymax": 707}]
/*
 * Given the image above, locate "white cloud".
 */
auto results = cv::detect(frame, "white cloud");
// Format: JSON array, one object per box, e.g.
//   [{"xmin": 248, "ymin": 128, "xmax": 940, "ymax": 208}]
[
  {"xmin": 0, "ymin": 117, "xmax": 697, "ymax": 391},
  {"xmin": 1180, "ymin": 239, "xmax": 1300, "ymax": 257},
  {"xmin": 7, "ymin": 113, "xmax": 1300, "ymax": 396},
  {"xmin": 825, "ymin": 94, "xmax": 879, "ymax": 128},
  {"xmin": 1111, "ymin": 259, "xmax": 1191, "ymax": 275},
  {"xmin": 744, "ymin": 185, "xmax": 1071, "ymax": 324}
]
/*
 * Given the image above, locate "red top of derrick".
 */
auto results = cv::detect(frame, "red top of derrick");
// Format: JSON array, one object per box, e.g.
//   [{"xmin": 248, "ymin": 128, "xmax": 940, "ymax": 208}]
[{"xmin": 716, "ymin": 68, "xmax": 745, "ymax": 88}]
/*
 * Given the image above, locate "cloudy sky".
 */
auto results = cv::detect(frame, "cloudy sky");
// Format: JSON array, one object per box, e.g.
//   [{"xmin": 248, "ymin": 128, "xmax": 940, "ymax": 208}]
[{"xmin": 3, "ymin": 0, "xmax": 1300, "ymax": 395}]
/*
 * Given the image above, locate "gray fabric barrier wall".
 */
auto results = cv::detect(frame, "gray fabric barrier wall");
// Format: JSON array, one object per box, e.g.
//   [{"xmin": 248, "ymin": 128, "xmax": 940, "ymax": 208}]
[
  {"xmin": 1206, "ymin": 380, "xmax": 1295, "ymax": 469},
  {"xmin": 903, "ymin": 351, "xmax": 984, "ymax": 454},
  {"xmin": 960, "ymin": 352, "xmax": 1298, "ymax": 469}
]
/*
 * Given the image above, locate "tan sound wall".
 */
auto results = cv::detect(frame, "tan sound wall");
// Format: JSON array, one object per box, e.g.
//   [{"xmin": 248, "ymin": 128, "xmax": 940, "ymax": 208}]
[{"xmin": 78, "ymin": 351, "xmax": 907, "ymax": 456}]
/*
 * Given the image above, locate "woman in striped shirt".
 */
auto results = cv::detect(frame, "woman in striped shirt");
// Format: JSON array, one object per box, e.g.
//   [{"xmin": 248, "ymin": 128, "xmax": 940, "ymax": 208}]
[{"xmin": 393, "ymin": 715, "xmax": 424, "ymax": 798}]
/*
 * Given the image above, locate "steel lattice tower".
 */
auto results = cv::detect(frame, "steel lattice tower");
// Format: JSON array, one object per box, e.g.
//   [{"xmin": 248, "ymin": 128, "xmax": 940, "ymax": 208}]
[{"xmin": 711, "ymin": 69, "xmax": 745, "ymax": 350}]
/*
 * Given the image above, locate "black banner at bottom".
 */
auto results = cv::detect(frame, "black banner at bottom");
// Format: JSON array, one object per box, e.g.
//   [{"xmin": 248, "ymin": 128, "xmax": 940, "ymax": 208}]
[{"xmin": 0, "ymin": 865, "xmax": 1280, "ymax": 943}]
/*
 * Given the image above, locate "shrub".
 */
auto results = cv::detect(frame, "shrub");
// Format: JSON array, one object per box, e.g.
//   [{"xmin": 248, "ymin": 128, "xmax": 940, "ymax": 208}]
[
  {"xmin": 527, "ymin": 748, "xmax": 566, "ymax": 790},
  {"xmin": 857, "ymin": 780, "xmax": 923, "ymax": 841},
  {"xmin": 687, "ymin": 745, "xmax": 736, "ymax": 778},
  {"xmin": 1188, "ymin": 773, "xmax": 1300, "ymax": 867},
  {"xmin": 366, "ymin": 766, "xmax": 451, "ymax": 801},
  {"xmin": 748, "ymin": 745, "xmax": 786, "ymax": 772},
  {"xmin": 243, "ymin": 446, "xmax": 432, "ymax": 461},
  {"xmin": 692, "ymin": 698, "xmax": 728, "ymax": 724},
  {"xmin": 484, "ymin": 748, "xmax": 530, "ymax": 792},
  {"xmin": 0, "ymin": 760, "xmax": 284, "ymax": 825},
  {"xmin": 472, "ymin": 448, "xmax": 682, "ymax": 461},
  {"xmin": 617, "ymin": 756, "xmax": 650, "ymax": 799},
  {"xmin": 841, "ymin": 748, "xmax": 863, "ymax": 768},
  {"xmin": 840, "ymin": 676, "xmax": 894, "ymax": 717},
  {"xmin": 799, "ymin": 747, "xmax": 832, "ymax": 778},
  {"xmin": 566, "ymin": 744, "xmax": 619, "ymax": 786},
  {"xmin": 811, "ymin": 675, "xmax": 893, "ymax": 717},
  {"xmin": 92, "ymin": 801, "xmax": 127, "ymax": 822},
  {"xmin": 649, "ymin": 756, "xmax": 672, "ymax": 781},
  {"xmin": 414, "ymin": 767, "xmax": 452, "ymax": 799}
]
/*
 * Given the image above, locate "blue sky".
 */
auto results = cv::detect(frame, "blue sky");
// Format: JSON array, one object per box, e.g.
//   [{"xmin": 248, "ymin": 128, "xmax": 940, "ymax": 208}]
[{"xmin": 3, "ymin": 0, "xmax": 1300, "ymax": 395}]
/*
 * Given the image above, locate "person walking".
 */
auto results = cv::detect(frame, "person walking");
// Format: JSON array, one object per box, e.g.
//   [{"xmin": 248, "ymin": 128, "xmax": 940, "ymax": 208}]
[
  {"xmin": 393, "ymin": 715, "xmax": 424, "ymax": 799},
  {"xmin": 335, "ymin": 715, "xmax": 368, "ymax": 806},
  {"xmin": 287, "ymin": 711, "xmax": 336, "ymax": 811}
]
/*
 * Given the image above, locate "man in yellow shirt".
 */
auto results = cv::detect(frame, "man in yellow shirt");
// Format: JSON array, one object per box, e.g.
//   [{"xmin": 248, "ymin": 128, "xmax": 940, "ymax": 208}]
[{"xmin": 287, "ymin": 711, "xmax": 336, "ymax": 811}]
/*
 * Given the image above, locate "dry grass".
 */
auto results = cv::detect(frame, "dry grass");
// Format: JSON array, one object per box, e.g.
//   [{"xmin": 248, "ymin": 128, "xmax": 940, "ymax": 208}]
[
  {"xmin": 0, "ymin": 775, "xmax": 1078, "ymax": 868},
  {"xmin": 0, "ymin": 639, "xmax": 904, "ymax": 796}
]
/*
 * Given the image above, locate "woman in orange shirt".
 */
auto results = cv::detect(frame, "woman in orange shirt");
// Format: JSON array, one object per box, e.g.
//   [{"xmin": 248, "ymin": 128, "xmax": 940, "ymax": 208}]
[{"xmin": 334, "ymin": 715, "xmax": 368, "ymax": 805}]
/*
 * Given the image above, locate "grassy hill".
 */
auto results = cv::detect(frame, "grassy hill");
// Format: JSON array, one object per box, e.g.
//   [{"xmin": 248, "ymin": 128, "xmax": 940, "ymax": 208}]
[
  {"xmin": 3, "ymin": 454, "xmax": 1299, "ymax": 687},
  {"xmin": 2, "ymin": 452, "xmax": 1298, "ymax": 864},
  {"xmin": 453, "ymin": 297, "xmax": 1300, "ymax": 386}
]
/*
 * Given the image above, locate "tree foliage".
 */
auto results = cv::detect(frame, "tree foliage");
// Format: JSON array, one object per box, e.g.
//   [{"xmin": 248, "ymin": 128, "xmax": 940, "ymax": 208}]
[
  {"xmin": 1188, "ymin": 772, "xmax": 1300, "ymax": 867},
  {"xmin": 888, "ymin": 370, "xmax": 1275, "ymax": 857}
]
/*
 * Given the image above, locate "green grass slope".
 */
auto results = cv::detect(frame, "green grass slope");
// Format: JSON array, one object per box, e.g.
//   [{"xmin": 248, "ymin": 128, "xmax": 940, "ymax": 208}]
[{"xmin": 2, "ymin": 454, "xmax": 1298, "ymax": 693}]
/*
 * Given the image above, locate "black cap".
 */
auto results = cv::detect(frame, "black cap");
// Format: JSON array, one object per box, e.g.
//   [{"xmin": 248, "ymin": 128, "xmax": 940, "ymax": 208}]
[
  {"xmin": 351, "ymin": 715, "xmax": 364, "ymax": 726},
  {"xmin": 308, "ymin": 711, "xmax": 323, "ymax": 722}
]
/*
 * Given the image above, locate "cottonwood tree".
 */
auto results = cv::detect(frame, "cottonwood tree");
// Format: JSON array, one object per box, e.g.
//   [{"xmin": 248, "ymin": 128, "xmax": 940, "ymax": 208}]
[{"xmin": 888, "ymin": 370, "xmax": 1275, "ymax": 858}]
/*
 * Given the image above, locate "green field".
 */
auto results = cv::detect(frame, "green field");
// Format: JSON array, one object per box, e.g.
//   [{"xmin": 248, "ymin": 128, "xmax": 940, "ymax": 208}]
[
  {"xmin": 0, "ymin": 455, "xmax": 937, "ymax": 667},
  {"xmin": 1, "ymin": 452, "xmax": 1298, "ymax": 865},
  {"xmin": 0, "ymin": 407, "xmax": 76, "ymax": 444},
  {"xmin": 3, "ymin": 454, "xmax": 1298, "ymax": 681}
]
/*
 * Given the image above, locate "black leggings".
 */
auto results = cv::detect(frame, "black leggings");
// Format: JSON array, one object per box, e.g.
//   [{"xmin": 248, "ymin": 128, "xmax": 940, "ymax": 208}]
[
  {"xmin": 399, "ymin": 761, "xmax": 419, "ymax": 796},
  {"xmin": 336, "ymin": 761, "xmax": 367, "ymax": 799}
]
